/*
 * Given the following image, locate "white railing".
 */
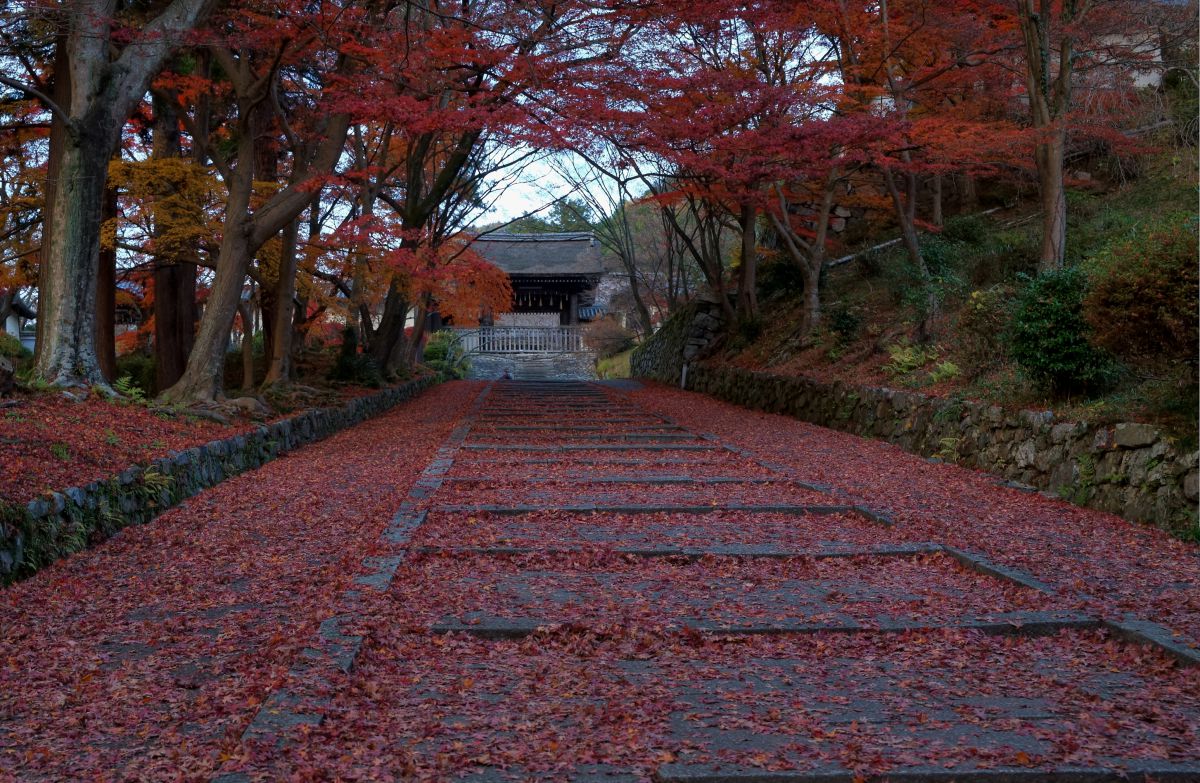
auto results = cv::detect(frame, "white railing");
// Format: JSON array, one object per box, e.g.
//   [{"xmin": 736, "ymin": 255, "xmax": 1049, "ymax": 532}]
[{"xmin": 450, "ymin": 326, "xmax": 584, "ymax": 354}]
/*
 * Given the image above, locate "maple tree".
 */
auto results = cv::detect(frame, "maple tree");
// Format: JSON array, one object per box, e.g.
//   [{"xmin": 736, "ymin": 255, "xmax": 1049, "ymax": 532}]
[{"xmin": 0, "ymin": 0, "xmax": 1191, "ymax": 400}]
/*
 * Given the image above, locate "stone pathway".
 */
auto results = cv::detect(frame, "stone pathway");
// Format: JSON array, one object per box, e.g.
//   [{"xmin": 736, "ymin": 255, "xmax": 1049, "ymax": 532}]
[
  {"xmin": 467, "ymin": 352, "xmax": 597, "ymax": 381},
  {"xmin": 219, "ymin": 381, "xmax": 1199, "ymax": 782}
]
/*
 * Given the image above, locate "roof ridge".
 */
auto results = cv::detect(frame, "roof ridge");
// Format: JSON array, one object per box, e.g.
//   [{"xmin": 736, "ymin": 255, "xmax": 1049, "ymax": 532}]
[{"xmin": 476, "ymin": 232, "xmax": 594, "ymax": 241}]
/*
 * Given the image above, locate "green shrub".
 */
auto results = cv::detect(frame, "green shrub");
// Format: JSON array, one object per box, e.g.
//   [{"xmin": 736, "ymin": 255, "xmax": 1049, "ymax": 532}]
[
  {"xmin": 884, "ymin": 340, "xmax": 938, "ymax": 376},
  {"xmin": 422, "ymin": 330, "xmax": 470, "ymax": 381},
  {"xmin": 879, "ymin": 238, "xmax": 967, "ymax": 321},
  {"xmin": 0, "ymin": 331, "xmax": 30, "ymax": 360},
  {"xmin": 956, "ymin": 285, "xmax": 1015, "ymax": 375},
  {"xmin": 726, "ymin": 316, "xmax": 763, "ymax": 352},
  {"xmin": 929, "ymin": 360, "xmax": 961, "ymax": 383},
  {"xmin": 827, "ymin": 302, "xmax": 861, "ymax": 346},
  {"xmin": 1010, "ymin": 268, "xmax": 1117, "ymax": 394},
  {"xmin": 757, "ymin": 254, "xmax": 809, "ymax": 299},
  {"xmin": 940, "ymin": 214, "xmax": 988, "ymax": 244},
  {"xmin": 1083, "ymin": 216, "xmax": 1199, "ymax": 370}
]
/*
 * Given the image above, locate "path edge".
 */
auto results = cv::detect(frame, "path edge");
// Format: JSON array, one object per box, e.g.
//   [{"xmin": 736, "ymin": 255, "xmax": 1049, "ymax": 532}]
[{"xmin": 0, "ymin": 375, "xmax": 439, "ymax": 584}]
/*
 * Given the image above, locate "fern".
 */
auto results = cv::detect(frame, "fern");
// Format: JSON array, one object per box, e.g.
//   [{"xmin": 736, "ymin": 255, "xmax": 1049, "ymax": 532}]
[{"xmin": 114, "ymin": 375, "xmax": 147, "ymax": 404}]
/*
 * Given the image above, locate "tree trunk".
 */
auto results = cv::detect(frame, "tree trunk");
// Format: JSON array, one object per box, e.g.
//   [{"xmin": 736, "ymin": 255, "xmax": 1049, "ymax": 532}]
[
  {"xmin": 160, "ymin": 48, "xmax": 350, "ymax": 405},
  {"xmin": 165, "ymin": 222, "xmax": 253, "ymax": 402},
  {"xmin": 154, "ymin": 260, "xmax": 196, "ymax": 390},
  {"xmin": 35, "ymin": 31, "xmax": 71, "ymax": 368},
  {"xmin": 95, "ymin": 181, "xmax": 117, "ymax": 382},
  {"xmin": 238, "ymin": 289, "xmax": 255, "ymax": 391},
  {"xmin": 626, "ymin": 267, "xmax": 655, "ymax": 338},
  {"xmin": 1035, "ymin": 128, "xmax": 1068, "ymax": 272},
  {"xmin": 262, "ymin": 217, "xmax": 300, "ymax": 387},
  {"xmin": 1016, "ymin": 0, "xmax": 1074, "ymax": 273},
  {"xmin": 736, "ymin": 202, "xmax": 758, "ymax": 322},
  {"xmin": 253, "ymin": 100, "xmax": 281, "ymax": 365},
  {"xmin": 35, "ymin": 132, "xmax": 113, "ymax": 387},
  {"xmin": 406, "ymin": 297, "xmax": 431, "ymax": 369},
  {"xmin": 882, "ymin": 166, "xmax": 937, "ymax": 338},
  {"xmin": 151, "ymin": 93, "xmax": 196, "ymax": 391},
  {"xmin": 370, "ymin": 277, "xmax": 409, "ymax": 370},
  {"xmin": 33, "ymin": 0, "xmax": 217, "ymax": 387},
  {"xmin": 960, "ymin": 173, "xmax": 978, "ymax": 210}
]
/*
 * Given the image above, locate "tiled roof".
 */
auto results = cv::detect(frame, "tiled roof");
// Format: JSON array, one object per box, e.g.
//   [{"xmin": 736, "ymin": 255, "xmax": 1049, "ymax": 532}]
[{"xmin": 472, "ymin": 232, "xmax": 603, "ymax": 276}]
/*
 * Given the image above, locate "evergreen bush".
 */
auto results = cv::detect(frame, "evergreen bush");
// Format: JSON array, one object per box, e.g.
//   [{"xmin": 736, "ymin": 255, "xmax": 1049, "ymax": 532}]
[{"xmin": 1009, "ymin": 268, "xmax": 1117, "ymax": 394}]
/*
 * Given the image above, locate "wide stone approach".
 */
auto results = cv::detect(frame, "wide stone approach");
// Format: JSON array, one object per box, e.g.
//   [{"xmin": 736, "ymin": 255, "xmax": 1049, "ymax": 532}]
[
  {"xmin": 214, "ymin": 381, "xmax": 1198, "ymax": 782},
  {"xmin": 2, "ymin": 381, "xmax": 1196, "ymax": 782}
]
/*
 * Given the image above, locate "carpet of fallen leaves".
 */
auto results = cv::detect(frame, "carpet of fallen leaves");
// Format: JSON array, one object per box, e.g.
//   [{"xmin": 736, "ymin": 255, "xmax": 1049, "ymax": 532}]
[
  {"xmin": 4, "ymin": 379, "xmax": 1198, "ymax": 782},
  {"xmin": 271, "ymin": 628, "xmax": 1198, "ymax": 781},
  {"xmin": 388, "ymin": 550, "xmax": 1054, "ymax": 630},
  {"xmin": 413, "ymin": 508, "xmax": 892, "ymax": 551},
  {"xmin": 0, "ymin": 382, "xmax": 481, "ymax": 780},
  {"xmin": 431, "ymin": 478, "xmax": 832, "ymax": 508},
  {"xmin": 629, "ymin": 383, "xmax": 1200, "ymax": 649},
  {"xmin": 0, "ymin": 393, "xmax": 255, "ymax": 504},
  {"xmin": 220, "ymin": 380, "xmax": 1198, "ymax": 782}
]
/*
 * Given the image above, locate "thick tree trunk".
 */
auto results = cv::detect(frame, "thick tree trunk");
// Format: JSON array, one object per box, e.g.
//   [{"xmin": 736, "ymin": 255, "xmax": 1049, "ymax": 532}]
[
  {"xmin": 406, "ymin": 297, "xmax": 430, "ymax": 369},
  {"xmin": 35, "ymin": 133, "xmax": 113, "ymax": 387},
  {"xmin": 1035, "ymin": 129, "xmax": 1068, "ymax": 272},
  {"xmin": 154, "ymin": 261, "xmax": 196, "ymax": 390},
  {"xmin": 151, "ymin": 93, "xmax": 196, "ymax": 391},
  {"xmin": 262, "ymin": 217, "xmax": 300, "ymax": 387},
  {"xmin": 164, "ymin": 223, "xmax": 253, "ymax": 402},
  {"xmin": 960, "ymin": 173, "xmax": 978, "ymax": 210},
  {"xmin": 162, "ymin": 99, "xmax": 348, "ymax": 404},
  {"xmin": 35, "ymin": 31, "xmax": 71, "ymax": 368},
  {"xmin": 33, "ymin": 0, "xmax": 217, "ymax": 387},
  {"xmin": 253, "ymin": 100, "xmax": 281, "ymax": 365},
  {"xmin": 370, "ymin": 277, "xmax": 409, "ymax": 370}
]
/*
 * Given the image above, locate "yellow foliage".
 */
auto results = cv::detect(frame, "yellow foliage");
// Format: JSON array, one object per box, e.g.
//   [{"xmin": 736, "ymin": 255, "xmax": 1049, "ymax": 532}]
[{"xmin": 107, "ymin": 158, "xmax": 222, "ymax": 261}]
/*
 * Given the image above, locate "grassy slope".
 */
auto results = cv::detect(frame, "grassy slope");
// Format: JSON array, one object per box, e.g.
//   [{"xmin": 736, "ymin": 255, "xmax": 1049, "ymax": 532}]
[{"xmin": 722, "ymin": 149, "xmax": 1199, "ymax": 444}]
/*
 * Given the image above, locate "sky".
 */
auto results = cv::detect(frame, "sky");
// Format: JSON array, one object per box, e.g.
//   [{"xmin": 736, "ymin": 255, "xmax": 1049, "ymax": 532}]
[{"xmin": 474, "ymin": 158, "xmax": 574, "ymax": 227}]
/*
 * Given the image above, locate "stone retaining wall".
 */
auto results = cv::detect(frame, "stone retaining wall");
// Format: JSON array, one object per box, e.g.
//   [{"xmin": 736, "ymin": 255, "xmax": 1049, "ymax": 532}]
[
  {"xmin": 631, "ymin": 316, "xmax": 1198, "ymax": 535},
  {"xmin": 0, "ymin": 376, "xmax": 437, "ymax": 583}
]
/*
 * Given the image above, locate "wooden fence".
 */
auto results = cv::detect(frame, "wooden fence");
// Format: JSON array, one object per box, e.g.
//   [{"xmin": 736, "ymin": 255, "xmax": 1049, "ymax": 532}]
[{"xmin": 450, "ymin": 326, "xmax": 584, "ymax": 354}]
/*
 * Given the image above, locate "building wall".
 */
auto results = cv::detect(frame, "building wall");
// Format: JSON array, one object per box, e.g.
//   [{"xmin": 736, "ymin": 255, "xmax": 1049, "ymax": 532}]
[{"xmin": 496, "ymin": 312, "xmax": 561, "ymax": 328}]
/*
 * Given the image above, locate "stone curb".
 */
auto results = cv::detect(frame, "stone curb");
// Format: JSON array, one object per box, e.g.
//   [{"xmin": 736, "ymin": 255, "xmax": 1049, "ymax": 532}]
[{"xmin": 0, "ymin": 376, "xmax": 437, "ymax": 583}]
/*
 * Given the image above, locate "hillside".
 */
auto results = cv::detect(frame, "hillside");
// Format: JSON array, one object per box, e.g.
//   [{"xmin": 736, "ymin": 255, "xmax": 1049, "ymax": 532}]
[{"xmin": 717, "ymin": 150, "xmax": 1199, "ymax": 446}]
